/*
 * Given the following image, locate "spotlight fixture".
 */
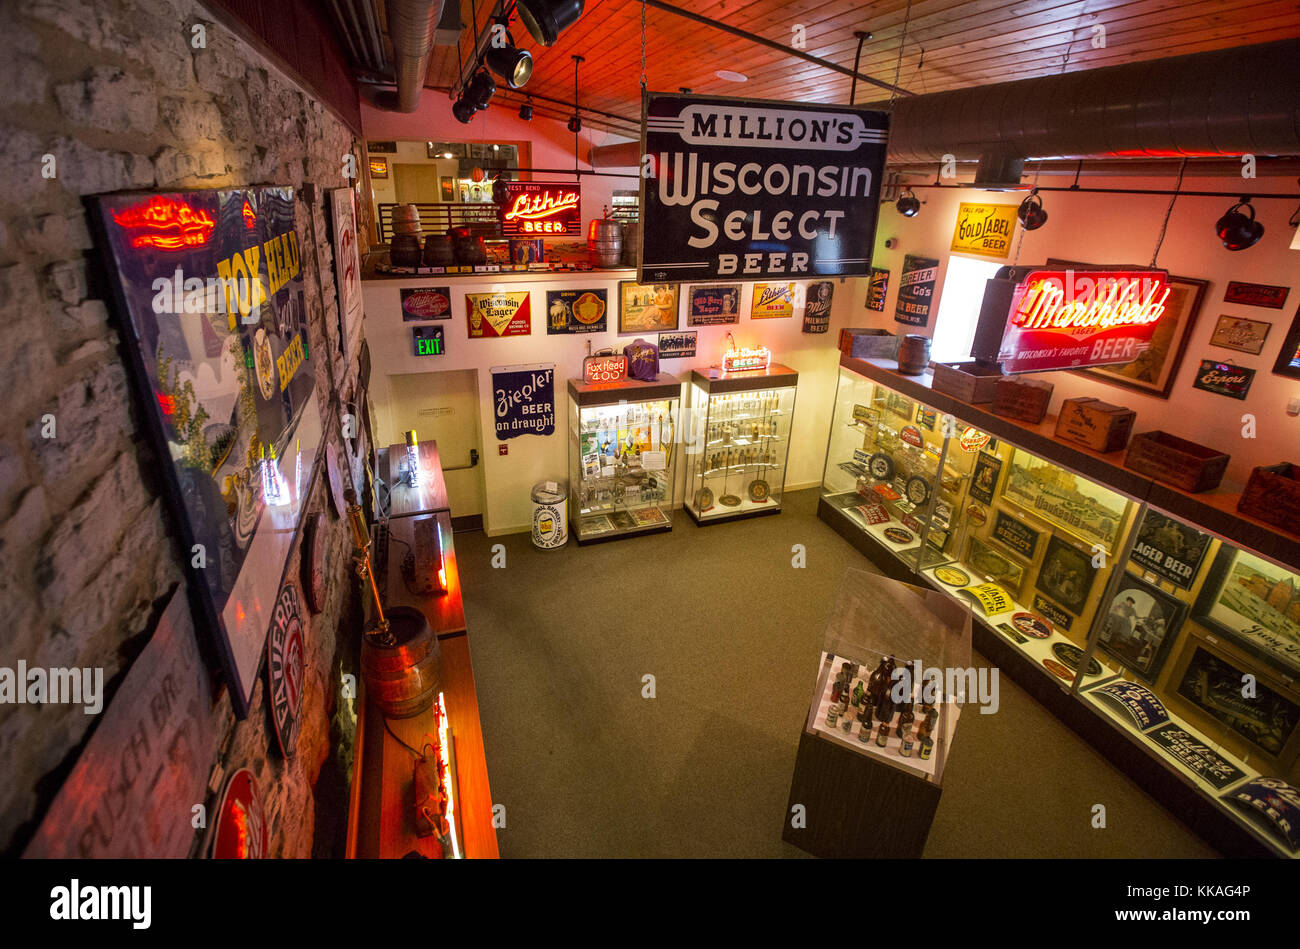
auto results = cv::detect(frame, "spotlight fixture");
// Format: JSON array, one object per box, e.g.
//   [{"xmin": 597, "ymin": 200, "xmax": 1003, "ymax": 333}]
[
  {"xmin": 516, "ymin": 0, "xmax": 584, "ymax": 47},
  {"xmin": 1018, "ymin": 188, "xmax": 1048, "ymax": 231},
  {"xmin": 519, "ymin": 99, "xmax": 534, "ymax": 121},
  {"xmin": 464, "ymin": 69, "xmax": 497, "ymax": 112},
  {"xmin": 895, "ymin": 188, "xmax": 921, "ymax": 217},
  {"xmin": 568, "ymin": 115, "xmax": 582, "ymax": 133},
  {"xmin": 484, "ymin": 33, "xmax": 533, "ymax": 89},
  {"xmin": 451, "ymin": 97, "xmax": 475, "ymax": 124},
  {"xmin": 1216, "ymin": 196, "xmax": 1264, "ymax": 251}
]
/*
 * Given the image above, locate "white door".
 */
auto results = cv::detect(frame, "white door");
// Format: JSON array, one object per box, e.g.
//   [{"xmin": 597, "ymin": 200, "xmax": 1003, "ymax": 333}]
[{"xmin": 386, "ymin": 369, "xmax": 484, "ymax": 521}]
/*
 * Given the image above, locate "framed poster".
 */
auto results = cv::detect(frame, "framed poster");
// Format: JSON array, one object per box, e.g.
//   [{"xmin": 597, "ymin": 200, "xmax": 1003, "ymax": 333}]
[
  {"xmin": 657, "ymin": 330, "xmax": 697, "ymax": 359},
  {"xmin": 968, "ymin": 452, "xmax": 1003, "ymax": 506},
  {"xmin": 1172, "ymin": 638, "xmax": 1300, "ymax": 760},
  {"xmin": 618, "ymin": 281, "xmax": 678, "ymax": 333},
  {"xmin": 1224, "ymin": 281, "xmax": 1289, "ymax": 309},
  {"xmin": 991, "ymin": 508, "xmax": 1039, "ymax": 561},
  {"xmin": 1191, "ymin": 359, "xmax": 1255, "ymax": 400},
  {"xmin": 1193, "ymin": 546, "xmax": 1300, "ymax": 677},
  {"xmin": 467, "ymin": 291, "xmax": 531, "ymax": 338},
  {"xmin": 1209, "ymin": 314, "xmax": 1271, "ymax": 355},
  {"xmin": 1271, "ymin": 306, "xmax": 1300, "ymax": 380},
  {"xmin": 965, "ymin": 535, "xmax": 1025, "ymax": 596},
  {"xmin": 751, "ymin": 282, "xmax": 795, "ymax": 319},
  {"xmin": 400, "ymin": 286, "xmax": 452, "ymax": 321},
  {"xmin": 1033, "ymin": 534, "xmax": 1099, "ymax": 616},
  {"xmin": 546, "ymin": 288, "xmax": 607, "ymax": 334},
  {"xmin": 1129, "ymin": 509, "xmax": 1210, "ymax": 590},
  {"xmin": 866, "ymin": 267, "xmax": 889, "ymax": 311},
  {"xmin": 88, "ymin": 187, "xmax": 322, "ymax": 717},
  {"xmin": 688, "ymin": 285, "xmax": 741, "ymax": 325},
  {"xmin": 1095, "ymin": 570, "xmax": 1187, "ymax": 681},
  {"xmin": 328, "ymin": 187, "xmax": 363, "ymax": 355},
  {"xmin": 1004, "ymin": 448, "xmax": 1130, "ymax": 553},
  {"xmin": 894, "ymin": 255, "xmax": 939, "ymax": 327}
]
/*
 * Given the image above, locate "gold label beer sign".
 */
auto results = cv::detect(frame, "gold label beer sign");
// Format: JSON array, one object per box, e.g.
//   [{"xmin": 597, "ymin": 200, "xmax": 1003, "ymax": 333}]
[
  {"xmin": 1192, "ymin": 359, "xmax": 1255, "ymax": 400},
  {"xmin": 950, "ymin": 203, "xmax": 1018, "ymax": 259},
  {"xmin": 638, "ymin": 93, "xmax": 889, "ymax": 282}
]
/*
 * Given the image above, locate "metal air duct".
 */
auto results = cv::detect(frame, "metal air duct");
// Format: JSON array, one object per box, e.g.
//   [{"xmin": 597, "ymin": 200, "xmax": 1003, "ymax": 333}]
[{"xmin": 382, "ymin": 0, "xmax": 444, "ymax": 113}]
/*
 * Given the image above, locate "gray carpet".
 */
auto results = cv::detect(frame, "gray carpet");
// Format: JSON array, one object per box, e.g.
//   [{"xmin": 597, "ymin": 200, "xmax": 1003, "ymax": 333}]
[{"xmin": 454, "ymin": 489, "xmax": 1217, "ymax": 858}]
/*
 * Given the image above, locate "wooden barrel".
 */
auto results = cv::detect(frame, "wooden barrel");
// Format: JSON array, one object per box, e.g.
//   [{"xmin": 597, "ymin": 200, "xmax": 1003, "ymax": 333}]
[
  {"xmin": 621, "ymin": 221, "xmax": 641, "ymax": 266},
  {"xmin": 389, "ymin": 234, "xmax": 423, "ymax": 268},
  {"xmin": 360, "ymin": 607, "xmax": 441, "ymax": 719},
  {"xmin": 897, "ymin": 334, "xmax": 933, "ymax": 375},
  {"xmin": 392, "ymin": 203, "xmax": 423, "ymax": 236},
  {"xmin": 422, "ymin": 234, "xmax": 455, "ymax": 266}
]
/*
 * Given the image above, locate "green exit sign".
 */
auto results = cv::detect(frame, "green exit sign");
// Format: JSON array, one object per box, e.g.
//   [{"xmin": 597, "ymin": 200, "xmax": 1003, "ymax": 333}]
[{"xmin": 411, "ymin": 326, "xmax": 444, "ymax": 357}]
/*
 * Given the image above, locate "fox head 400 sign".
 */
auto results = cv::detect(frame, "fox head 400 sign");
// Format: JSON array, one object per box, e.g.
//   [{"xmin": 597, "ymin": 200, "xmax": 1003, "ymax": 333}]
[
  {"xmin": 999, "ymin": 269, "xmax": 1171, "ymax": 373},
  {"xmin": 639, "ymin": 94, "xmax": 889, "ymax": 283}
]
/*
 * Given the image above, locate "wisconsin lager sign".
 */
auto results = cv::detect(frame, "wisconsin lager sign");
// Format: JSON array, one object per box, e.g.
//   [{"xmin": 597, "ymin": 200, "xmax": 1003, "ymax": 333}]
[
  {"xmin": 999, "ymin": 269, "xmax": 1170, "ymax": 373},
  {"xmin": 639, "ymin": 93, "xmax": 889, "ymax": 282}
]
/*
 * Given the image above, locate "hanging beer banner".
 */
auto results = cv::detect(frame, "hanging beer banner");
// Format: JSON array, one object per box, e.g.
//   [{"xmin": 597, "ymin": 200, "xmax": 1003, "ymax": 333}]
[
  {"xmin": 894, "ymin": 255, "xmax": 939, "ymax": 327},
  {"xmin": 639, "ymin": 93, "xmax": 889, "ymax": 283}
]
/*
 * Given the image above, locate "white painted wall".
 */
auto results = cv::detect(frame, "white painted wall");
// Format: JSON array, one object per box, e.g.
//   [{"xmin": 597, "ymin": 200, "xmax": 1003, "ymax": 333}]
[
  {"xmin": 361, "ymin": 270, "xmax": 860, "ymax": 534},
  {"xmin": 849, "ymin": 171, "xmax": 1300, "ymax": 486}
]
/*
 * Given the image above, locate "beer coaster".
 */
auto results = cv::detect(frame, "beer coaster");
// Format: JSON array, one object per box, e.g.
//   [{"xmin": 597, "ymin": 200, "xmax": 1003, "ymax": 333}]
[
  {"xmin": 934, "ymin": 566, "xmax": 971, "ymax": 587},
  {"xmin": 883, "ymin": 527, "xmax": 914, "ymax": 545},
  {"xmin": 1011, "ymin": 612, "xmax": 1052, "ymax": 639},
  {"xmin": 720, "ymin": 494, "xmax": 741, "ymax": 507},
  {"xmin": 747, "ymin": 479, "xmax": 770, "ymax": 503},
  {"xmin": 1042, "ymin": 658, "xmax": 1076, "ymax": 682},
  {"xmin": 1052, "ymin": 642, "xmax": 1102, "ymax": 677},
  {"xmin": 695, "ymin": 487, "xmax": 714, "ymax": 511}
]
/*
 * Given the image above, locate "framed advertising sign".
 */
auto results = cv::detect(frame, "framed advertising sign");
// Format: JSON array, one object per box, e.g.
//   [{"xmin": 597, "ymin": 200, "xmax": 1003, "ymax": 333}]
[
  {"xmin": 619, "ymin": 281, "xmax": 678, "ymax": 333},
  {"xmin": 328, "ymin": 188, "xmax": 363, "ymax": 355},
  {"xmin": 865, "ymin": 267, "xmax": 889, "ymax": 311},
  {"xmin": 751, "ymin": 282, "xmax": 795, "ymax": 318},
  {"xmin": 1193, "ymin": 546, "xmax": 1300, "ymax": 677},
  {"xmin": 546, "ymin": 288, "xmax": 607, "ymax": 334},
  {"xmin": 894, "ymin": 255, "xmax": 938, "ymax": 327},
  {"xmin": 688, "ymin": 284, "xmax": 741, "ymax": 325},
  {"xmin": 88, "ymin": 187, "xmax": 323, "ymax": 717},
  {"xmin": 467, "ymin": 291, "xmax": 531, "ymax": 338},
  {"xmin": 657, "ymin": 331, "xmax": 697, "ymax": 359},
  {"xmin": 499, "ymin": 181, "xmax": 581, "ymax": 237},
  {"xmin": 802, "ymin": 280, "xmax": 834, "ymax": 333},
  {"xmin": 1095, "ymin": 570, "xmax": 1186, "ymax": 682},
  {"xmin": 400, "ymin": 286, "xmax": 452, "ymax": 321},
  {"xmin": 950, "ymin": 203, "xmax": 1017, "ymax": 259},
  {"xmin": 1129, "ymin": 509, "xmax": 1210, "ymax": 591},
  {"xmin": 1224, "ymin": 281, "xmax": 1289, "ymax": 309},
  {"xmin": 1209, "ymin": 314, "xmax": 1270, "ymax": 355},
  {"xmin": 1191, "ymin": 359, "xmax": 1255, "ymax": 400},
  {"xmin": 638, "ymin": 93, "xmax": 889, "ymax": 283}
]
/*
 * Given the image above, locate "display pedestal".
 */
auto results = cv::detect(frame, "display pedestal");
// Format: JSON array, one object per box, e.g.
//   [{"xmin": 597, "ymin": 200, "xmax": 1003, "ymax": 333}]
[{"xmin": 783, "ymin": 728, "xmax": 942, "ymax": 858}]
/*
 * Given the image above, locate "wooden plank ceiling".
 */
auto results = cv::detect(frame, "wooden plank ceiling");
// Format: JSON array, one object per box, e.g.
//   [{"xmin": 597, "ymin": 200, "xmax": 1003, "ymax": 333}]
[{"xmin": 419, "ymin": 0, "xmax": 1300, "ymax": 135}]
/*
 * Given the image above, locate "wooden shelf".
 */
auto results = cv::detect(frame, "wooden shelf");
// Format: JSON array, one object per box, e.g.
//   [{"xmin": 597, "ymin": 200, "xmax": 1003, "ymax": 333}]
[
  {"xmin": 841, "ymin": 355, "xmax": 1300, "ymax": 571},
  {"xmin": 568, "ymin": 371, "xmax": 682, "ymax": 407}
]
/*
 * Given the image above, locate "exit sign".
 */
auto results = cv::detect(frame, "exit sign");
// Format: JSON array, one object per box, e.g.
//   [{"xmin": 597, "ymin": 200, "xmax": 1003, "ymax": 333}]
[{"xmin": 411, "ymin": 325, "xmax": 445, "ymax": 357}]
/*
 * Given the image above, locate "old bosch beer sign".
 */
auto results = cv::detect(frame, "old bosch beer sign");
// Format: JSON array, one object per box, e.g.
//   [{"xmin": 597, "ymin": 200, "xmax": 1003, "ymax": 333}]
[
  {"xmin": 639, "ymin": 94, "xmax": 889, "ymax": 283},
  {"xmin": 999, "ymin": 269, "xmax": 1171, "ymax": 373}
]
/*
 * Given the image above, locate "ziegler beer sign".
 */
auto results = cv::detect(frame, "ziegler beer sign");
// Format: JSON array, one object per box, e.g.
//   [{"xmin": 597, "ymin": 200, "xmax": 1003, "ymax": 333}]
[
  {"xmin": 999, "ymin": 269, "xmax": 1171, "ymax": 374},
  {"xmin": 499, "ymin": 181, "xmax": 581, "ymax": 238}
]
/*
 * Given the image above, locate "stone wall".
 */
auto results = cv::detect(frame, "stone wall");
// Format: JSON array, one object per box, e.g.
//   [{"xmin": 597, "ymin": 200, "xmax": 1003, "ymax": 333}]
[{"xmin": 0, "ymin": 0, "xmax": 364, "ymax": 857}]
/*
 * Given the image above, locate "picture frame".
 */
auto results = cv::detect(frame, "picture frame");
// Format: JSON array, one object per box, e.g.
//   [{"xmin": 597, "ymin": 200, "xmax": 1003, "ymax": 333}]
[
  {"xmin": 618, "ymin": 280, "xmax": 678, "ymax": 334},
  {"xmin": 1192, "ymin": 546, "xmax": 1300, "ymax": 678},
  {"xmin": 1003, "ymin": 448, "xmax": 1132, "ymax": 554},
  {"xmin": 687, "ymin": 284, "xmax": 741, "ymax": 325},
  {"xmin": 440, "ymin": 176, "xmax": 455, "ymax": 202},
  {"xmin": 990, "ymin": 508, "xmax": 1039, "ymax": 561},
  {"xmin": 968, "ymin": 452, "xmax": 1002, "ymax": 506},
  {"xmin": 1209, "ymin": 314, "xmax": 1271, "ymax": 355},
  {"xmin": 965, "ymin": 534, "xmax": 1025, "ymax": 597},
  {"xmin": 1033, "ymin": 534, "xmax": 1100, "ymax": 616},
  {"xmin": 879, "ymin": 389, "xmax": 915, "ymax": 423},
  {"xmin": 1095, "ymin": 569, "xmax": 1188, "ymax": 681},
  {"xmin": 327, "ymin": 187, "xmax": 362, "ymax": 358},
  {"xmin": 1169, "ymin": 634, "xmax": 1300, "ymax": 762},
  {"xmin": 1048, "ymin": 260, "xmax": 1208, "ymax": 398},
  {"xmin": 1129, "ymin": 509, "xmax": 1211, "ymax": 591},
  {"xmin": 367, "ymin": 157, "xmax": 389, "ymax": 179},
  {"xmin": 1271, "ymin": 305, "xmax": 1300, "ymax": 380}
]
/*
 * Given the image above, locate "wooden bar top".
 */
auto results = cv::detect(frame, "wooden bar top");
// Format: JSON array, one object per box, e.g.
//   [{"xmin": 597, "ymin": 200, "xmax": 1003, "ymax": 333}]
[
  {"xmin": 383, "ymin": 440, "xmax": 451, "ymax": 518},
  {"xmin": 384, "ymin": 511, "xmax": 467, "ymax": 638}
]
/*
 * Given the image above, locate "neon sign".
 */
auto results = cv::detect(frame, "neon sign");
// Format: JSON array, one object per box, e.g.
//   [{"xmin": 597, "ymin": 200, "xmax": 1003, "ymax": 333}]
[
  {"xmin": 500, "ymin": 182, "xmax": 581, "ymax": 238},
  {"xmin": 583, "ymin": 353, "xmax": 627, "ymax": 385},
  {"xmin": 999, "ymin": 269, "xmax": 1171, "ymax": 373},
  {"xmin": 722, "ymin": 346, "xmax": 771, "ymax": 373},
  {"xmin": 111, "ymin": 195, "xmax": 216, "ymax": 250}
]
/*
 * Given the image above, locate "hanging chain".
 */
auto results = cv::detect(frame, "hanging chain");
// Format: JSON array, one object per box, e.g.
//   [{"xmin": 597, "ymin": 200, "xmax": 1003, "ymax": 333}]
[
  {"xmin": 888, "ymin": 0, "xmax": 912, "ymax": 109},
  {"xmin": 1012, "ymin": 38, "xmax": 1075, "ymax": 266},
  {"xmin": 637, "ymin": 0, "xmax": 647, "ymax": 91}
]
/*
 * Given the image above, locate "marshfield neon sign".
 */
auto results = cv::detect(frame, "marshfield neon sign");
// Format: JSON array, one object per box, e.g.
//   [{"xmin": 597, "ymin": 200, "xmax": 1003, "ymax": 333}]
[
  {"xmin": 999, "ymin": 269, "xmax": 1170, "ymax": 373},
  {"xmin": 500, "ymin": 182, "xmax": 581, "ymax": 237}
]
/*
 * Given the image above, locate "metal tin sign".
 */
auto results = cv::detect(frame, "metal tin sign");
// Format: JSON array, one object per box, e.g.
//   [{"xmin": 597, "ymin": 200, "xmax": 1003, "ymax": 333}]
[
  {"xmin": 894, "ymin": 255, "xmax": 939, "ymax": 327},
  {"xmin": 400, "ymin": 286, "xmax": 452, "ymax": 321},
  {"xmin": 411, "ymin": 325, "xmax": 445, "ymax": 356},
  {"xmin": 211, "ymin": 767, "xmax": 268, "ymax": 858},
  {"xmin": 1223, "ymin": 280, "xmax": 1289, "ymax": 309},
  {"xmin": 950, "ymin": 203, "xmax": 1018, "ymax": 259},
  {"xmin": 998, "ymin": 269, "xmax": 1171, "ymax": 373},
  {"xmin": 499, "ymin": 181, "xmax": 581, "ymax": 237},
  {"xmin": 658, "ymin": 330, "xmax": 697, "ymax": 359},
  {"xmin": 546, "ymin": 288, "xmax": 607, "ymax": 334},
  {"xmin": 267, "ymin": 581, "xmax": 306, "ymax": 757},
  {"xmin": 958, "ymin": 426, "xmax": 992, "ymax": 452},
  {"xmin": 467, "ymin": 291, "xmax": 531, "ymax": 338},
  {"xmin": 1192, "ymin": 359, "xmax": 1255, "ymax": 400},
  {"xmin": 751, "ymin": 282, "xmax": 795, "ymax": 319},
  {"xmin": 866, "ymin": 267, "xmax": 889, "ymax": 311},
  {"xmin": 900, "ymin": 425, "xmax": 924, "ymax": 447},
  {"xmin": 802, "ymin": 280, "xmax": 833, "ymax": 333},
  {"xmin": 688, "ymin": 285, "xmax": 741, "ymax": 324},
  {"xmin": 492, "ymin": 363, "xmax": 556, "ymax": 438},
  {"xmin": 639, "ymin": 93, "xmax": 889, "ymax": 283},
  {"xmin": 583, "ymin": 353, "xmax": 627, "ymax": 384}
]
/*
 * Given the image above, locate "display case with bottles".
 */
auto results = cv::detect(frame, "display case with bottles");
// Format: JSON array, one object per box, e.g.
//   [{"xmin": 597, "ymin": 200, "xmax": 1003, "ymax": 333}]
[
  {"xmin": 783, "ymin": 567, "xmax": 971, "ymax": 858},
  {"xmin": 820, "ymin": 352, "xmax": 1300, "ymax": 857},
  {"xmin": 684, "ymin": 365, "xmax": 798, "ymax": 525},
  {"xmin": 567, "ymin": 373, "xmax": 681, "ymax": 545}
]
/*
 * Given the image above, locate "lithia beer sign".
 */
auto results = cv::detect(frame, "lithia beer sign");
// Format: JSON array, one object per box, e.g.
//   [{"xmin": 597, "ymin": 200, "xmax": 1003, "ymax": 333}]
[
  {"xmin": 499, "ymin": 181, "xmax": 581, "ymax": 237},
  {"xmin": 999, "ymin": 270, "xmax": 1171, "ymax": 373},
  {"xmin": 639, "ymin": 94, "xmax": 889, "ymax": 282}
]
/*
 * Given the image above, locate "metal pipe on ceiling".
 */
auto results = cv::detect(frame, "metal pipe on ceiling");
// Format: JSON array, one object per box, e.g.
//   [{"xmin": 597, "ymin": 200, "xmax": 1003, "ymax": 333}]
[{"xmin": 382, "ymin": 0, "xmax": 444, "ymax": 112}]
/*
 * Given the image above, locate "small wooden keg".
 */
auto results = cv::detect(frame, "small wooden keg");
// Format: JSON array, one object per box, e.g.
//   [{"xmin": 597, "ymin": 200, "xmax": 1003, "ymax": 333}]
[
  {"xmin": 360, "ymin": 606, "xmax": 441, "ymax": 719},
  {"xmin": 587, "ymin": 218, "xmax": 623, "ymax": 268}
]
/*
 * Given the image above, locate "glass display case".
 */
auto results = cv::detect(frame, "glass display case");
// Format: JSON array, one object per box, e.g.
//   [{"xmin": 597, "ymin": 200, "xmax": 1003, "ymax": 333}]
[
  {"xmin": 820, "ymin": 356, "xmax": 1300, "ymax": 857},
  {"xmin": 685, "ymin": 365, "xmax": 798, "ymax": 525},
  {"xmin": 567, "ymin": 373, "xmax": 681, "ymax": 544}
]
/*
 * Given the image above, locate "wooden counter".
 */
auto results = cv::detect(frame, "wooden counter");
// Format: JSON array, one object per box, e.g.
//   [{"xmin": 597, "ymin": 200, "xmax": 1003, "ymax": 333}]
[{"xmin": 382, "ymin": 440, "xmax": 451, "ymax": 519}]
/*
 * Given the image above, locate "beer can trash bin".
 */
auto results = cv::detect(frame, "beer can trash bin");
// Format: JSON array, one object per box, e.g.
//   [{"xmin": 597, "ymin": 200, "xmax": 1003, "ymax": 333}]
[{"xmin": 531, "ymin": 481, "xmax": 568, "ymax": 549}]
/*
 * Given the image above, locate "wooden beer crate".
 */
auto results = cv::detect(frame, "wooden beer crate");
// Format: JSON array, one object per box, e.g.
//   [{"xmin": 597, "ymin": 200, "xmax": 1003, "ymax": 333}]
[
  {"xmin": 1238, "ymin": 463, "xmax": 1300, "ymax": 535},
  {"xmin": 1054, "ymin": 397, "xmax": 1136, "ymax": 453},
  {"xmin": 931, "ymin": 361, "xmax": 1003, "ymax": 404},
  {"xmin": 1125, "ymin": 431, "xmax": 1230, "ymax": 493},
  {"xmin": 992, "ymin": 377, "xmax": 1054, "ymax": 423},
  {"xmin": 839, "ymin": 328, "xmax": 898, "ymax": 360}
]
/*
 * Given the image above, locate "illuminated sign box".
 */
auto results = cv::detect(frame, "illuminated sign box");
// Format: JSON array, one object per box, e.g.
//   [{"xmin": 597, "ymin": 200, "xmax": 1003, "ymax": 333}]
[
  {"xmin": 412, "ymin": 325, "xmax": 445, "ymax": 356},
  {"xmin": 722, "ymin": 346, "xmax": 771, "ymax": 373},
  {"xmin": 998, "ymin": 269, "xmax": 1170, "ymax": 374},
  {"xmin": 500, "ymin": 181, "xmax": 581, "ymax": 238}
]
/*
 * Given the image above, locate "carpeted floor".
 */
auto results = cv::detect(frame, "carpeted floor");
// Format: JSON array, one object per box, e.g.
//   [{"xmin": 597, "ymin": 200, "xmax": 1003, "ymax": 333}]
[{"xmin": 453, "ymin": 488, "xmax": 1217, "ymax": 858}]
